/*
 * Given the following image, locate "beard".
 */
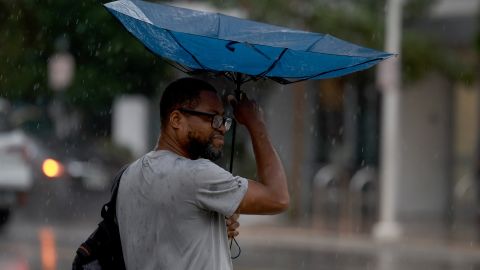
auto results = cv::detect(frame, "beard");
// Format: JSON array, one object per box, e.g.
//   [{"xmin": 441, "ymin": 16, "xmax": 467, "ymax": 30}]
[{"xmin": 186, "ymin": 132, "xmax": 223, "ymax": 161}]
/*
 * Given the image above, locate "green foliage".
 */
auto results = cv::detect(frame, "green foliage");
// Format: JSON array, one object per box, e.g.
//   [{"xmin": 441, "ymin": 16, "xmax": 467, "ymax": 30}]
[
  {"xmin": 402, "ymin": 31, "xmax": 474, "ymax": 83},
  {"xmin": 209, "ymin": 0, "xmax": 386, "ymax": 47},
  {"xmin": 0, "ymin": 0, "xmax": 169, "ymax": 112},
  {"xmin": 403, "ymin": 0, "xmax": 436, "ymax": 22}
]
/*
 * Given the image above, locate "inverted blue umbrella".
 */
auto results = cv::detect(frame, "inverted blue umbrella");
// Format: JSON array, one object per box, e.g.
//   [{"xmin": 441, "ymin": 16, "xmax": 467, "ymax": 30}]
[
  {"xmin": 104, "ymin": 0, "xmax": 393, "ymax": 84},
  {"xmin": 103, "ymin": 0, "xmax": 393, "ymax": 171}
]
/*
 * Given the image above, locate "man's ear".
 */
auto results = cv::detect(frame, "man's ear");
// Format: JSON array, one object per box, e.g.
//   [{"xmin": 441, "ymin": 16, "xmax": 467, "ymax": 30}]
[{"xmin": 169, "ymin": 110, "xmax": 183, "ymax": 129}]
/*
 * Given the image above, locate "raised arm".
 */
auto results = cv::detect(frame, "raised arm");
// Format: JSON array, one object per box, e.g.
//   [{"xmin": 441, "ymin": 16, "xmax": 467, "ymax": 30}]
[{"xmin": 229, "ymin": 94, "xmax": 289, "ymax": 215}]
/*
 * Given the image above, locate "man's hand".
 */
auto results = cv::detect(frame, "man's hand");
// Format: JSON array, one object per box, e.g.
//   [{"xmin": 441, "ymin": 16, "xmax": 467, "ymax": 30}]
[
  {"xmin": 227, "ymin": 93, "xmax": 264, "ymax": 130},
  {"xmin": 226, "ymin": 214, "xmax": 240, "ymax": 239}
]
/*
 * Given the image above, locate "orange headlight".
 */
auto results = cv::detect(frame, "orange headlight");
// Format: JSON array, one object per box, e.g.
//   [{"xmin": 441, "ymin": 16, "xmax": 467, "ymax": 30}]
[{"xmin": 42, "ymin": 158, "xmax": 64, "ymax": 179}]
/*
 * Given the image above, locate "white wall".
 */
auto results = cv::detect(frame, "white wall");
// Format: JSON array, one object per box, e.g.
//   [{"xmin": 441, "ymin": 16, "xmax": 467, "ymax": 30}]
[
  {"xmin": 397, "ymin": 74, "xmax": 452, "ymax": 221},
  {"xmin": 112, "ymin": 95, "xmax": 150, "ymax": 158}
]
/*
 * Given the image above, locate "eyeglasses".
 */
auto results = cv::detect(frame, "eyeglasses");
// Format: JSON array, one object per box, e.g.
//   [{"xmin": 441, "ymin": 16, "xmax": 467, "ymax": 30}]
[{"xmin": 179, "ymin": 108, "xmax": 233, "ymax": 131}]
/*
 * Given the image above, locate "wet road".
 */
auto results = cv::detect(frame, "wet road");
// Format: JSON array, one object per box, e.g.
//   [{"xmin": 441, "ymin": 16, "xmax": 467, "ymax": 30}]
[
  {"xmin": 0, "ymin": 178, "xmax": 109, "ymax": 270},
  {"xmin": 1, "ymin": 178, "xmax": 480, "ymax": 270}
]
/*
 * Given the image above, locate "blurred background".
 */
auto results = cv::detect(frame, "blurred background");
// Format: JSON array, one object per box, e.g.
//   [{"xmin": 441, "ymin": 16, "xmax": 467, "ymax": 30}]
[{"xmin": 1, "ymin": 0, "xmax": 480, "ymax": 269}]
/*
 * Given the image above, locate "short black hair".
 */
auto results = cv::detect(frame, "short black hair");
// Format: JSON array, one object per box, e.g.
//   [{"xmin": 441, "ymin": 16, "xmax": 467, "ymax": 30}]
[{"xmin": 160, "ymin": 77, "xmax": 217, "ymax": 127}]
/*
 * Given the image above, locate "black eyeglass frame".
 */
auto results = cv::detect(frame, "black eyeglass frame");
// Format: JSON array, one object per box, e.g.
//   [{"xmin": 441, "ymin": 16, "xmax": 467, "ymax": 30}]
[{"xmin": 178, "ymin": 108, "xmax": 233, "ymax": 131}]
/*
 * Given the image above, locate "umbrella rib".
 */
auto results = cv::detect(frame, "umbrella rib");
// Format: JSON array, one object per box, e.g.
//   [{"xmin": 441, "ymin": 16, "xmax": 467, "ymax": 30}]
[
  {"xmin": 244, "ymin": 43, "xmax": 271, "ymax": 60},
  {"xmin": 241, "ymin": 76, "xmax": 254, "ymax": 84},
  {"xmin": 224, "ymin": 72, "xmax": 231, "ymax": 81},
  {"xmin": 163, "ymin": 59, "xmax": 191, "ymax": 73},
  {"xmin": 270, "ymin": 77, "xmax": 293, "ymax": 84},
  {"xmin": 165, "ymin": 30, "xmax": 211, "ymax": 71},
  {"xmin": 256, "ymin": 48, "xmax": 288, "ymax": 77},
  {"xmin": 275, "ymin": 57, "xmax": 384, "ymax": 84}
]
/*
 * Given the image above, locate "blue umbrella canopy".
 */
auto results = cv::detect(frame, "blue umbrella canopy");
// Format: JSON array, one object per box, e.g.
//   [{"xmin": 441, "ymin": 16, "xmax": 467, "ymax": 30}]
[{"xmin": 104, "ymin": 0, "xmax": 393, "ymax": 85}]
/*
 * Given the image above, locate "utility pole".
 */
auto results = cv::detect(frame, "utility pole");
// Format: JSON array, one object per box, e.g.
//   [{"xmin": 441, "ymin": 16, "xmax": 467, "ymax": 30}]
[
  {"xmin": 373, "ymin": 0, "xmax": 404, "ymax": 240},
  {"xmin": 48, "ymin": 36, "xmax": 75, "ymax": 139}
]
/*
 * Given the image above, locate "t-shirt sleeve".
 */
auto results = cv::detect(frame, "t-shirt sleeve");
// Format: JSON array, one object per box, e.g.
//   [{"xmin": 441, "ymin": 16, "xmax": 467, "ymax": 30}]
[{"xmin": 192, "ymin": 160, "xmax": 248, "ymax": 217}]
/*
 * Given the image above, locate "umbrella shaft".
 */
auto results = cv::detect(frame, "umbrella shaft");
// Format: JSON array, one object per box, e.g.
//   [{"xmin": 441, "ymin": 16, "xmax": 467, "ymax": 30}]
[
  {"xmin": 229, "ymin": 120, "xmax": 237, "ymax": 173},
  {"xmin": 228, "ymin": 79, "xmax": 242, "ymax": 173}
]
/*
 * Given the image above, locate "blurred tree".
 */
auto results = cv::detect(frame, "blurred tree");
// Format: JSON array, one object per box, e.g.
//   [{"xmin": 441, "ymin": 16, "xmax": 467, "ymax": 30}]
[{"xmin": 0, "ymin": 0, "xmax": 170, "ymax": 133}]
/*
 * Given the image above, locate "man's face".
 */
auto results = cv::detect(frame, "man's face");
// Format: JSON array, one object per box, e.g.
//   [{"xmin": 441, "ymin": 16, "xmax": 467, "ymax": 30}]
[{"xmin": 183, "ymin": 91, "xmax": 226, "ymax": 161}]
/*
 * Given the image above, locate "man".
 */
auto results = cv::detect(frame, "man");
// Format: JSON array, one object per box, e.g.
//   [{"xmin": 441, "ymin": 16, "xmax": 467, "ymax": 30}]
[{"xmin": 117, "ymin": 77, "xmax": 289, "ymax": 270}]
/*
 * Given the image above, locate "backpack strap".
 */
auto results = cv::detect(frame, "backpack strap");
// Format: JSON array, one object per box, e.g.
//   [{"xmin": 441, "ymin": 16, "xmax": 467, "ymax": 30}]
[
  {"xmin": 101, "ymin": 164, "xmax": 129, "ymax": 221},
  {"xmin": 74, "ymin": 164, "xmax": 130, "ymax": 269}
]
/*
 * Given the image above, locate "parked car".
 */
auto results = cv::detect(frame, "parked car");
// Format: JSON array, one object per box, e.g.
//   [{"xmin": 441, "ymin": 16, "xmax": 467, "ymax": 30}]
[
  {"xmin": 0, "ymin": 99, "xmax": 69, "ymax": 228},
  {"xmin": 40, "ymin": 137, "xmax": 131, "ymax": 191},
  {"xmin": 9, "ymin": 101, "xmax": 131, "ymax": 190},
  {"xmin": 0, "ymin": 99, "xmax": 133, "ymax": 228},
  {"xmin": 0, "ymin": 100, "xmax": 35, "ymax": 227}
]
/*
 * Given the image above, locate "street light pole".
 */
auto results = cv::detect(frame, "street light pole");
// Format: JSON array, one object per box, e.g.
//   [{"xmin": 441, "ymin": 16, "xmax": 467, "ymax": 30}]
[
  {"xmin": 47, "ymin": 37, "xmax": 75, "ymax": 139},
  {"xmin": 373, "ymin": 0, "xmax": 404, "ymax": 240}
]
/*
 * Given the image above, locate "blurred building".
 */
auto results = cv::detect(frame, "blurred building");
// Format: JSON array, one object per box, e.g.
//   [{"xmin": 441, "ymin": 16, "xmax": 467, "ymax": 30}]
[{"xmin": 263, "ymin": 0, "xmax": 480, "ymax": 243}]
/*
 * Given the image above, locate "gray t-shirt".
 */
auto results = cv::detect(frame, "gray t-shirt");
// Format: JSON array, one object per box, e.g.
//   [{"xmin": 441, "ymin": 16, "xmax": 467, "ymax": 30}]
[{"xmin": 117, "ymin": 150, "xmax": 248, "ymax": 270}]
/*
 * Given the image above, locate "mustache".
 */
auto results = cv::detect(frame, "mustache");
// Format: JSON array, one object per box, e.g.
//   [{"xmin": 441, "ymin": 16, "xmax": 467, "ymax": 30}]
[{"xmin": 211, "ymin": 132, "xmax": 224, "ymax": 139}]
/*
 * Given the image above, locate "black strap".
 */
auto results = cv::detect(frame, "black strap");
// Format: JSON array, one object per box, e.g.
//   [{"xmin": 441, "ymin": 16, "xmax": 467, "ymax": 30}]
[{"xmin": 101, "ymin": 164, "xmax": 129, "ymax": 221}]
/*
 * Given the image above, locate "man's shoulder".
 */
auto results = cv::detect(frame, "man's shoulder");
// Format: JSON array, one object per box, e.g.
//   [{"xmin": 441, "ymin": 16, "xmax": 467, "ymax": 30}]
[
  {"xmin": 142, "ymin": 150, "xmax": 187, "ymax": 167},
  {"xmin": 192, "ymin": 158, "xmax": 228, "ymax": 173},
  {"xmin": 130, "ymin": 151, "xmax": 231, "ymax": 182}
]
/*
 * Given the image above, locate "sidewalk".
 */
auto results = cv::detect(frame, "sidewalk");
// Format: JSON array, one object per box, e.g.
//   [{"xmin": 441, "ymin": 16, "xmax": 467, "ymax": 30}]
[{"xmin": 237, "ymin": 215, "xmax": 480, "ymax": 263}]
